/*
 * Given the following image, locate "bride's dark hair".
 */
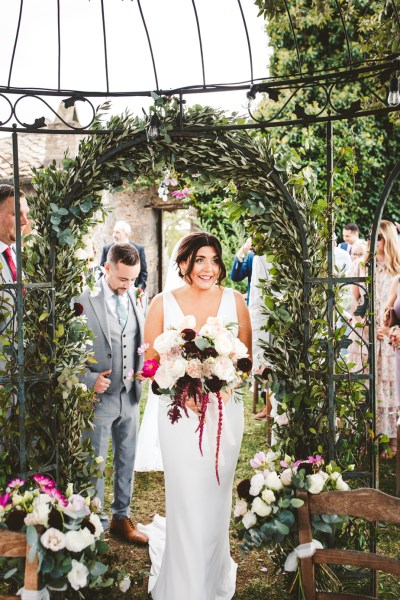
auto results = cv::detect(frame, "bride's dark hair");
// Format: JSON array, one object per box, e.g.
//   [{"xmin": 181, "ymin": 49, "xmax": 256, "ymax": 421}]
[{"xmin": 176, "ymin": 232, "xmax": 226, "ymax": 285}]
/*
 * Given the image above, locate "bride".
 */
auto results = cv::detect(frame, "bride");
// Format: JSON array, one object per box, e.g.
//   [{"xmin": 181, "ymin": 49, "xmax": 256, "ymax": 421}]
[{"xmin": 139, "ymin": 232, "xmax": 252, "ymax": 600}]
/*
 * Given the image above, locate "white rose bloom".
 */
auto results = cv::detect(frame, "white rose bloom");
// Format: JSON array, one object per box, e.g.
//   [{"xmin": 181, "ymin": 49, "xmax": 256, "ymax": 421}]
[
  {"xmin": 233, "ymin": 499, "xmax": 248, "ymax": 517},
  {"xmin": 89, "ymin": 513, "xmax": 103, "ymax": 537},
  {"xmin": 41, "ymin": 528, "xmax": 66, "ymax": 552},
  {"xmin": 265, "ymin": 449, "xmax": 280, "ymax": 465},
  {"xmin": 67, "ymin": 559, "xmax": 89, "ymax": 591},
  {"xmin": 198, "ymin": 324, "xmax": 217, "ymax": 339},
  {"xmin": 334, "ymin": 475, "xmax": 349, "ymax": 491},
  {"xmin": 33, "ymin": 493, "xmax": 52, "ymax": 506},
  {"xmin": 119, "ymin": 576, "xmax": 131, "ymax": 593},
  {"xmin": 12, "ymin": 493, "xmax": 24, "ymax": 506},
  {"xmin": 252, "ymin": 497, "xmax": 272, "ymax": 517},
  {"xmin": 154, "ymin": 363, "xmax": 176, "ymax": 390},
  {"xmin": 169, "ymin": 356, "xmax": 188, "ymax": 380},
  {"xmin": 214, "ymin": 334, "xmax": 233, "ymax": 356},
  {"xmin": 264, "ymin": 471, "xmax": 283, "ymax": 491},
  {"xmin": 249, "ymin": 473, "xmax": 265, "ymax": 496},
  {"xmin": 153, "ymin": 330, "xmax": 177, "ymax": 355},
  {"xmin": 232, "ymin": 337, "xmax": 248, "ymax": 358},
  {"xmin": 261, "ymin": 489, "xmax": 276, "ymax": 504},
  {"xmin": 329, "ymin": 471, "xmax": 340, "ymax": 482},
  {"xmin": 307, "ymin": 473, "xmax": 326, "ymax": 495},
  {"xmin": 274, "ymin": 412, "xmax": 289, "ymax": 426},
  {"xmin": 212, "ymin": 356, "xmax": 236, "ymax": 382},
  {"xmin": 242, "ymin": 511, "xmax": 257, "ymax": 529},
  {"xmin": 65, "ymin": 528, "xmax": 95, "ymax": 553},
  {"xmin": 74, "ymin": 248, "xmax": 89, "ymax": 261},
  {"xmin": 280, "ymin": 468, "xmax": 293, "ymax": 486},
  {"xmin": 24, "ymin": 504, "xmax": 50, "ymax": 528},
  {"xmin": 178, "ymin": 315, "xmax": 196, "ymax": 331}
]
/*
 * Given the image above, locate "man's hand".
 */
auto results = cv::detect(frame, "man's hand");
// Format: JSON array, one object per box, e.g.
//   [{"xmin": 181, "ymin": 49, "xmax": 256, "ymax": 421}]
[{"xmin": 94, "ymin": 370, "xmax": 112, "ymax": 394}]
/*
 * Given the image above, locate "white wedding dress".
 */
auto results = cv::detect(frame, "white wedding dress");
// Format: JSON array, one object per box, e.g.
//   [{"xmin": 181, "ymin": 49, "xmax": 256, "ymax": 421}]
[
  {"xmin": 135, "ymin": 241, "xmax": 185, "ymax": 472},
  {"xmin": 138, "ymin": 288, "xmax": 244, "ymax": 600}
]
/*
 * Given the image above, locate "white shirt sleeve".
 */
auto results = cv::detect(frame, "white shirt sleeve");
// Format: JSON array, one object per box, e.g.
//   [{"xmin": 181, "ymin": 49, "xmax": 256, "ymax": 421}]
[{"xmin": 249, "ymin": 256, "xmax": 271, "ymax": 371}]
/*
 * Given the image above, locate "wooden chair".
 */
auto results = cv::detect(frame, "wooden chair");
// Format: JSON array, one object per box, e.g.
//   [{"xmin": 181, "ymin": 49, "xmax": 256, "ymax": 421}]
[
  {"xmin": 296, "ymin": 488, "xmax": 400, "ymax": 600},
  {"xmin": 0, "ymin": 530, "xmax": 39, "ymax": 600}
]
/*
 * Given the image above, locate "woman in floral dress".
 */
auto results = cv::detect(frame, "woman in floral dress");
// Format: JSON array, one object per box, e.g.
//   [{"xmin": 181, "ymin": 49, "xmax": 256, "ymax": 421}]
[{"xmin": 348, "ymin": 220, "xmax": 400, "ymax": 457}]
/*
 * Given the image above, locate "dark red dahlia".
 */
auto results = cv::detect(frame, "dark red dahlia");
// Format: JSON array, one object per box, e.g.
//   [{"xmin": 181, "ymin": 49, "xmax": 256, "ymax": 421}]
[
  {"xmin": 205, "ymin": 376, "xmax": 225, "ymax": 393},
  {"xmin": 5, "ymin": 509, "xmax": 27, "ymax": 531},
  {"xmin": 81, "ymin": 518, "xmax": 96, "ymax": 534},
  {"xmin": 202, "ymin": 347, "xmax": 218, "ymax": 359},
  {"xmin": 48, "ymin": 507, "xmax": 63, "ymax": 530},
  {"xmin": 261, "ymin": 366, "xmax": 273, "ymax": 379},
  {"xmin": 237, "ymin": 479, "xmax": 253, "ymax": 501},
  {"xmin": 181, "ymin": 328, "xmax": 196, "ymax": 341},
  {"xmin": 183, "ymin": 341, "xmax": 200, "ymax": 356},
  {"xmin": 151, "ymin": 381, "xmax": 162, "ymax": 395},
  {"xmin": 237, "ymin": 357, "xmax": 252, "ymax": 373},
  {"xmin": 73, "ymin": 302, "xmax": 84, "ymax": 317}
]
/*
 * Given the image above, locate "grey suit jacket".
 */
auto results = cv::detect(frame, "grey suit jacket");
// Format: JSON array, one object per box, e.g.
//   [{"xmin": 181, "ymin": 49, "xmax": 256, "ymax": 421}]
[
  {"xmin": 78, "ymin": 279, "xmax": 144, "ymax": 404},
  {"xmin": 0, "ymin": 247, "xmax": 16, "ymax": 338}
]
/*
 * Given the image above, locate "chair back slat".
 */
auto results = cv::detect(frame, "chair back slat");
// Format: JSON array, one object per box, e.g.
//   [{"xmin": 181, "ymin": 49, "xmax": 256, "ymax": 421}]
[
  {"xmin": 308, "ymin": 488, "xmax": 400, "ymax": 523},
  {"xmin": 0, "ymin": 530, "xmax": 39, "ymax": 595},
  {"xmin": 315, "ymin": 593, "xmax": 378, "ymax": 600},
  {"xmin": 314, "ymin": 548, "xmax": 400, "ymax": 575}
]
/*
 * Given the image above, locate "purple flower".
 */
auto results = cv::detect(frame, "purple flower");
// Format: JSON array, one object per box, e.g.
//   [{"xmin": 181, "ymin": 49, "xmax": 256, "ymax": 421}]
[
  {"xmin": 171, "ymin": 188, "xmax": 191, "ymax": 200},
  {"xmin": 250, "ymin": 452, "xmax": 266, "ymax": 469},
  {"xmin": 33, "ymin": 474, "xmax": 56, "ymax": 489},
  {"xmin": 0, "ymin": 492, "xmax": 11, "ymax": 507},
  {"xmin": 7, "ymin": 478, "xmax": 25, "ymax": 490}
]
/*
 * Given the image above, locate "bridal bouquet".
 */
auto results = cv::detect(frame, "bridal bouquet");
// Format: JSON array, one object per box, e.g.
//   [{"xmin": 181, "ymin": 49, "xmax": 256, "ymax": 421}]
[
  {"xmin": 0, "ymin": 474, "xmax": 111, "ymax": 592},
  {"xmin": 141, "ymin": 315, "xmax": 252, "ymax": 481}
]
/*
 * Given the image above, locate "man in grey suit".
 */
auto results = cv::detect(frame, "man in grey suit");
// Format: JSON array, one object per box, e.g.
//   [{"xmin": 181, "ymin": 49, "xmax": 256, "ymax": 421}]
[{"xmin": 78, "ymin": 243, "xmax": 148, "ymax": 544}]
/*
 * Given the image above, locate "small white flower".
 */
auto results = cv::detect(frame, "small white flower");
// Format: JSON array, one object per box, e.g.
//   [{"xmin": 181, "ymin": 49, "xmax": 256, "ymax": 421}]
[
  {"xmin": 232, "ymin": 337, "xmax": 248, "ymax": 358},
  {"xmin": 119, "ymin": 576, "xmax": 131, "ymax": 593},
  {"xmin": 65, "ymin": 483, "xmax": 74, "ymax": 499},
  {"xmin": 154, "ymin": 362, "xmax": 176, "ymax": 390},
  {"xmin": 214, "ymin": 334, "xmax": 233, "ymax": 356},
  {"xmin": 24, "ymin": 504, "xmax": 50, "ymax": 528},
  {"xmin": 307, "ymin": 472, "xmax": 326, "ymax": 495},
  {"xmin": 233, "ymin": 499, "xmax": 248, "ymax": 517},
  {"xmin": 334, "ymin": 475, "xmax": 349, "ymax": 491},
  {"xmin": 90, "ymin": 497, "xmax": 102, "ymax": 513},
  {"xmin": 264, "ymin": 471, "xmax": 283, "ymax": 491},
  {"xmin": 249, "ymin": 473, "xmax": 265, "ymax": 496},
  {"xmin": 153, "ymin": 330, "xmax": 178, "ymax": 355},
  {"xmin": 67, "ymin": 559, "xmax": 89, "ymax": 591},
  {"xmin": 95, "ymin": 455, "xmax": 104, "ymax": 464},
  {"xmin": 280, "ymin": 468, "xmax": 293, "ymax": 486},
  {"xmin": 212, "ymin": 355, "xmax": 236, "ymax": 382},
  {"xmin": 75, "ymin": 248, "xmax": 89, "ymax": 261},
  {"xmin": 252, "ymin": 497, "xmax": 272, "ymax": 517},
  {"xmin": 178, "ymin": 315, "xmax": 196, "ymax": 331},
  {"xmin": 242, "ymin": 511, "xmax": 257, "ymax": 529},
  {"xmin": 65, "ymin": 528, "xmax": 95, "ymax": 552},
  {"xmin": 274, "ymin": 412, "xmax": 289, "ymax": 426},
  {"xmin": 261, "ymin": 489, "xmax": 276, "ymax": 504},
  {"xmin": 89, "ymin": 513, "xmax": 103, "ymax": 537},
  {"xmin": 41, "ymin": 528, "xmax": 66, "ymax": 552},
  {"xmin": 90, "ymin": 287, "xmax": 101, "ymax": 297}
]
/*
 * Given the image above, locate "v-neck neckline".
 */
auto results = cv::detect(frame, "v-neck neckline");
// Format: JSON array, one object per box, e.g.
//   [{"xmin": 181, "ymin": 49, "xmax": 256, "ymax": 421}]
[{"xmin": 169, "ymin": 288, "xmax": 226, "ymax": 324}]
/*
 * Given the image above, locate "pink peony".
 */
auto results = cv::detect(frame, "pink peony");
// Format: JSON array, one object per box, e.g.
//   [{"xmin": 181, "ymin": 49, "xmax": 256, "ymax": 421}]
[
  {"xmin": 142, "ymin": 359, "xmax": 160, "ymax": 378},
  {"xmin": 186, "ymin": 359, "xmax": 202, "ymax": 379}
]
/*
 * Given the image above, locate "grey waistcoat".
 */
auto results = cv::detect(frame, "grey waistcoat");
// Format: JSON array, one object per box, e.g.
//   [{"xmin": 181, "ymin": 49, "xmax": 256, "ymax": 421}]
[{"xmin": 106, "ymin": 301, "xmax": 139, "ymax": 398}]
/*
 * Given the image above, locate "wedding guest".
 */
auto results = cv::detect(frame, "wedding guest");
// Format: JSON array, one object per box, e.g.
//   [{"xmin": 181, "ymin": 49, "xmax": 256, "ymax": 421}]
[
  {"xmin": 230, "ymin": 237, "xmax": 254, "ymax": 304},
  {"xmin": 350, "ymin": 239, "xmax": 368, "ymax": 263},
  {"xmin": 78, "ymin": 243, "xmax": 148, "ymax": 543},
  {"xmin": 348, "ymin": 221, "xmax": 400, "ymax": 458},
  {"xmin": 339, "ymin": 222, "xmax": 360, "ymax": 255},
  {"xmin": 100, "ymin": 220, "xmax": 148, "ymax": 289}
]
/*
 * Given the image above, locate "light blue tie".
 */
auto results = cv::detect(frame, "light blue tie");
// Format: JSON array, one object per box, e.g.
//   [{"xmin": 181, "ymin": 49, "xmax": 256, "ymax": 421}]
[{"xmin": 115, "ymin": 294, "xmax": 128, "ymax": 329}]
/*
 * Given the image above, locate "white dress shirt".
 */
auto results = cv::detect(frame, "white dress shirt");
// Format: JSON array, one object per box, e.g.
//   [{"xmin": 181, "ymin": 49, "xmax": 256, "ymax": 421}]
[{"xmin": 102, "ymin": 277, "xmax": 129, "ymax": 320}]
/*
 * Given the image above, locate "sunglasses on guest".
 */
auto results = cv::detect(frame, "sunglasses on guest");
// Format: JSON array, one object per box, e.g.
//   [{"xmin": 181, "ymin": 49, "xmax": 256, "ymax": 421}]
[{"xmin": 366, "ymin": 233, "xmax": 383, "ymax": 241}]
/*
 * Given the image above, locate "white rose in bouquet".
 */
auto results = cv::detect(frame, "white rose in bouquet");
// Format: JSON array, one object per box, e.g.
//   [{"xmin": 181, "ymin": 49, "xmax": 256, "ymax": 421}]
[
  {"xmin": 89, "ymin": 512, "xmax": 104, "ymax": 537},
  {"xmin": 307, "ymin": 472, "xmax": 326, "ymax": 494},
  {"xmin": 232, "ymin": 337, "xmax": 248, "ymax": 359},
  {"xmin": 261, "ymin": 489, "xmax": 276, "ymax": 504},
  {"xmin": 264, "ymin": 470, "xmax": 283, "ymax": 491},
  {"xmin": 154, "ymin": 363, "xmax": 176, "ymax": 390},
  {"xmin": 65, "ymin": 528, "xmax": 95, "ymax": 552},
  {"xmin": 169, "ymin": 356, "xmax": 188, "ymax": 380},
  {"xmin": 242, "ymin": 510, "xmax": 257, "ymax": 529},
  {"xmin": 214, "ymin": 334, "xmax": 234, "ymax": 356},
  {"xmin": 334, "ymin": 474, "xmax": 349, "ymax": 491},
  {"xmin": 280, "ymin": 468, "xmax": 293, "ymax": 486},
  {"xmin": 252, "ymin": 497, "xmax": 273, "ymax": 517},
  {"xmin": 67, "ymin": 559, "xmax": 89, "ymax": 591},
  {"xmin": 249, "ymin": 473, "xmax": 265, "ymax": 496},
  {"xmin": 41, "ymin": 528, "xmax": 67, "ymax": 551},
  {"xmin": 212, "ymin": 355, "xmax": 236, "ymax": 382},
  {"xmin": 153, "ymin": 330, "xmax": 178, "ymax": 354},
  {"xmin": 178, "ymin": 315, "xmax": 196, "ymax": 331},
  {"xmin": 24, "ymin": 504, "xmax": 50, "ymax": 527},
  {"xmin": 233, "ymin": 499, "xmax": 248, "ymax": 517}
]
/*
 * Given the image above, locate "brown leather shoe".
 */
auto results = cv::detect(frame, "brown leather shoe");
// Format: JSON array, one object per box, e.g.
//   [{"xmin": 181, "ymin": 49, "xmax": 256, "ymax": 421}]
[{"xmin": 109, "ymin": 517, "xmax": 148, "ymax": 544}]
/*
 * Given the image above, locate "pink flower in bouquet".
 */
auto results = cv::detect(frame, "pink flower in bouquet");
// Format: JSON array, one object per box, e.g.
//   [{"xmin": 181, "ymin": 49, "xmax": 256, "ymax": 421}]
[
  {"xmin": 33, "ymin": 474, "xmax": 56, "ymax": 490},
  {"xmin": 137, "ymin": 342, "xmax": 149, "ymax": 356},
  {"xmin": 308, "ymin": 454, "xmax": 324, "ymax": 464},
  {"xmin": 0, "ymin": 492, "xmax": 10, "ymax": 508},
  {"xmin": 187, "ymin": 359, "xmax": 202, "ymax": 379},
  {"xmin": 142, "ymin": 359, "xmax": 160, "ymax": 378},
  {"xmin": 50, "ymin": 488, "xmax": 68, "ymax": 507},
  {"xmin": 250, "ymin": 452, "xmax": 267, "ymax": 469},
  {"xmin": 7, "ymin": 478, "xmax": 25, "ymax": 490}
]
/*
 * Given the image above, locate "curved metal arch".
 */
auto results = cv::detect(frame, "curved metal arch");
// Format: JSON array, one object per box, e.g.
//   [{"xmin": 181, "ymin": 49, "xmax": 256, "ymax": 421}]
[{"xmin": 94, "ymin": 130, "xmax": 310, "ymax": 264}]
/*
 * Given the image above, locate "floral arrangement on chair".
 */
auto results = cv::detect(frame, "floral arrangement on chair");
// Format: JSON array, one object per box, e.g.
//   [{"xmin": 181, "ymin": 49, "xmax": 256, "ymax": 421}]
[
  {"xmin": 0, "ymin": 474, "xmax": 111, "ymax": 593},
  {"xmin": 138, "ymin": 315, "xmax": 252, "ymax": 482},
  {"xmin": 235, "ymin": 450, "xmax": 352, "ymax": 594}
]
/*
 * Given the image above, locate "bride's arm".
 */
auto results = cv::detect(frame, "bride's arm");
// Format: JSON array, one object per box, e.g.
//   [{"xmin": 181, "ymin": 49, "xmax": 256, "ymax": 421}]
[{"xmin": 143, "ymin": 293, "xmax": 164, "ymax": 361}]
